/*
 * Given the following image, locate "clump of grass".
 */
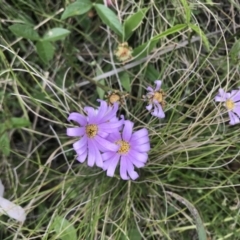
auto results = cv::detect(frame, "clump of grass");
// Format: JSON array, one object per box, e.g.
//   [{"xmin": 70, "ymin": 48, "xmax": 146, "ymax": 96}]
[{"xmin": 1, "ymin": 0, "xmax": 240, "ymax": 239}]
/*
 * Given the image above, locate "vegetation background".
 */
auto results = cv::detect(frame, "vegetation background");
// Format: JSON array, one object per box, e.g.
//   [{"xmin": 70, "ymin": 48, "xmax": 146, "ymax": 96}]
[{"xmin": 1, "ymin": 0, "xmax": 240, "ymax": 239}]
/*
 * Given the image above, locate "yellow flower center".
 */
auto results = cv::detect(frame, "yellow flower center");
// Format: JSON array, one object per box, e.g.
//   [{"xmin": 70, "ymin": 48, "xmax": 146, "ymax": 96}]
[
  {"xmin": 116, "ymin": 140, "xmax": 130, "ymax": 154},
  {"xmin": 86, "ymin": 124, "xmax": 98, "ymax": 138},
  {"xmin": 153, "ymin": 92, "xmax": 163, "ymax": 103},
  {"xmin": 226, "ymin": 99, "xmax": 235, "ymax": 110},
  {"xmin": 109, "ymin": 93, "xmax": 121, "ymax": 104}
]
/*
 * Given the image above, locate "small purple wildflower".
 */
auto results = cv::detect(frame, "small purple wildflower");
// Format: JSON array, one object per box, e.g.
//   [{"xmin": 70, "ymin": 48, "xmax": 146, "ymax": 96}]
[
  {"xmin": 215, "ymin": 88, "xmax": 240, "ymax": 125},
  {"xmin": 102, "ymin": 120, "xmax": 150, "ymax": 180},
  {"xmin": 145, "ymin": 80, "xmax": 165, "ymax": 119},
  {"xmin": 66, "ymin": 100, "xmax": 123, "ymax": 167}
]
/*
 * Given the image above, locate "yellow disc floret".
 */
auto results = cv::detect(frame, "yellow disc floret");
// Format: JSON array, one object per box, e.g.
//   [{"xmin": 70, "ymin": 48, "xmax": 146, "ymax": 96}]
[
  {"xmin": 86, "ymin": 124, "xmax": 98, "ymax": 138},
  {"xmin": 225, "ymin": 99, "xmax": 235, "ymax": 110},
  {"xmin": 116, "ymin": 140, "xmax": 130, "ymax": 154}
]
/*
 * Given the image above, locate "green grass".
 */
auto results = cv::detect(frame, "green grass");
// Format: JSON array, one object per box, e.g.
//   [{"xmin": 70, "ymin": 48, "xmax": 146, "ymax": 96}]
[{"xmin": 1, "ymin": 0, "xmax": 240, "ymax": 239}]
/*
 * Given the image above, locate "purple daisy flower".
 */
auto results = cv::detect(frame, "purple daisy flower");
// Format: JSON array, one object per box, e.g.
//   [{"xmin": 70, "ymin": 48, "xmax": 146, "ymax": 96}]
[
  {"xmin": 102, "ymin": 120, "xmax": 150, "ymax": 180},
  {"xmin": 215, "ymin": 88, "xmax": 240, "ymax": 125},
  {"xmin": 145, "ymin": 80, "xmax": 166, "ymax": 119},
  {"xmin": 66, "ymin": 100, "xmax": 123, "ymax": 167}
]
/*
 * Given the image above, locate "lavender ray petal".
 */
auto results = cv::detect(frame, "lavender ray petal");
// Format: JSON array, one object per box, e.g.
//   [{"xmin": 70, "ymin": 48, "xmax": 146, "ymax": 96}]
[
  {"xmin": 96, "ymin": 100, "xmax": 108, "ymax": 122},
  {"xmin": 104, "ymin": 131, "xmax": 121, "ymax": 143},
  {"xmin": 67, "ymin": 113, "xmax": 87, "ymax": 126},
  {"xmin": 146, "ymin": 86, "xmax": 154, "ymax": 92},
  {"xmin": 132, "ymin": 143, "xmax": 150, "ymax": 152},
  {"xmin": 122, "ymin": 120, "xmax": 133, "ymax": 141},
  {"xmin": 106, "ymin": 154, "xmax": 120, "ymax": 177},
  {"xmin": 126, "ymin": 155, "xmax": 145, "ymax": 168},
  {"xmin": 233, "ymin": 106, "xmax": 240, "ymax": 117},
  {"xmin": 130, "ymin": 135, "xmax": 150, "ymax": 145},
  {"xmin": 84, "ymin": 107, "xmax": 97, "ymax": 124},
  {"xmin": 154, "ymin": 80, "xmax": 162, "ymax": 91},
  {"xmin": 97, "ymin": 131, "xmax": 109, "ymax": 139},
  {"xmin": 102, "ymin": 159, "xmax": 111, "ymax": 171},
  {"xmin": 120, "ymin": 157, "xmax": 129, "ymax": 180},
  {"xmin": 126, "ymin": 160, "xmax": 139, "ymax": 180},
  {"xmin": 99, "ymin": 121, "xmax": 123, "ymax": 132},
  {"xmin": 229, "ymin": 111, "xmax": 240, "ymax": 125},
  {"xmin": 128, "ymin": 150, "xmax": 148, "ymax": 163},
  {"xmin": 153, "ymin": 102, "xmax": 165, "ymax": 118},
  {"xmin": 67, "ymin": 127, "xmax": 85, "ymax": 137},
  {"xmin": 94, "ymin": 146, "xmax": 103, "ymax": 168},
  {"xmin": 75, "ymin": 144, "xmax": 87, "ymax": 155},
  {"xmin": 146, "ymin": 104, "xmax": 153, "ymax": 111},
  {"xmin": 215, "ymin": 96, "xmax": 225, "ymax": 102},
  {"xmin": 100, "ymin": 102, "xmax": 119, "ymax": 122},
  {"xmin": 73, "ymin": 135, "xmax": 87, "ymax": 150},
  {"xmin": 102, "ymin": 151, "xmax": 116, "ymax": 161},
  {"xmin": 76, "ymin": 150, "xmax": 87, "ymax": 163},
  {"xmin": 230, "ymin": 90, "xmax": 240, "ymax": 102},
  {"xmin": 95, "ymin": 135, "xmax": 119, "ymax": 151},
  {"xmin": 87, "ymin": 139, "xmax": 96, "ymax": 167},
  {"xmin": 131, "ymin": 128, "xmax": 148, "ymax": 141}
]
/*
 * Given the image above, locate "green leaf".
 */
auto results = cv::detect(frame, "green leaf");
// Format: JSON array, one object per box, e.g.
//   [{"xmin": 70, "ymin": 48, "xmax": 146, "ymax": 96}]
[
  {"xmin": 97, "ymin": 80, "xmax": 105, "ymax": 99},
  {"xmin": 43, "ymin": 28, "xmax": 70, "ymax": 42},
  {"xmin": 189, "ymin": 24, "xmax": 210, "ymax": 51},
  {"xmin": 53, "ymin": 216, "xmax": 77, "ymax": 240},
  {"xmin": 119, "ymin": 72, "xmax": 131, "ymax": 92},
  {"xmin": 133, "ymin": 24, "xmax": 187, "ymax": 59},
  {"xmin": 10, "ymin": 118, "xmax": 30, "ymax": 129},
  {"xmin": 145, "ymin": 64, "xmax": 160, "ymax": 81},
  {"xmin": 123, "ymin": 8, "xmax": 148, "ymax": 40},
  {"xmin": 179, "ymin": 0, "xmax": 191, "ymax": 23},
  {"xmin": 229, "ymin": 39, "xmax": 240, "ymax": 63},
  {"xmin": 61, "ymin": 0, "xmax": 92, "ymax": 20},
  {"xmin": 9, "ymin": 24, "xmax": 40, "ymax": 41},
  {"xmin": 36, "ymin": 41, "xmax": 55, "ymax": 63},
  {"xmin": 0, "ymin": 131, "xmax": 10, "ymax": 157},
  {"xmin": 167, "ymin": 191, "xmax": 207, "ymax": 240},
  {"xmin": 94, "ymin": 4, "xmax": 123, "ymax": 37}
]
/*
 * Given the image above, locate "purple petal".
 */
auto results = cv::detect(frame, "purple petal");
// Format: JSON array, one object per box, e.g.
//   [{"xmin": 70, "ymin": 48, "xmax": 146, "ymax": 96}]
[
  {"xmin": 120, "ymin": 157, "xmax": 129, "ymax": 180},
  {"xmin": 75, "ymin": 144, "xmax": 87, "ymax": 155},
  {"xmin": 99, "ymin": 121, "xmax": 123, "ymax": 132},
  {"xmin": 132, "ymin": 143, "xmax": 150, "ymax": 152},
  {"xmin": 131, "ymin": 128, "xmax": 148, "ymax": 141},
  {"xmin": 126, "ymin": 160, "xmax": 139, "ymax": 180},
  {"xmin": 87, "ymin": 139, "xmax": 96, "ymax": 167},
  {"xmin": 94, "ymin": 145, "xmax": 103, "ymax": 168},
  {"xmin": 146, "ymin": 104, "xmax": 153, "ymax": 111},
  {"xmin": 233, "ymin": 106, "xmax": 240, "ymax": 117},
  {"xmin": 126, "ymin": 155, "xmax": 145, "ymax": 168},
  {"xmin": 76, "ymin": 150, "xmax": 87, "ymax": 163},
  {"xmin": 97, "ymin": 131, "xmax": 109, "ymax": 139},
  {"xmin": 146, "ymin": 86, "xmax": 154, "ymax": 92},
  {"xmin": 67, "ymin": 127, "xmax": 85, "ymax": 137},
  {"xmin": 230, "ymin": 90, "xmax": 240, "ymax": 102},
  {"xmin": 100, "ymin": 102, "xmax": 119, "ymax": 123},
  {"xmin": 106, "ymin": 131, "xmax": 121, "ymax": 142},
  {"xmin": 130, "ymin": 135, "xmax": 149, "ymax": 145},
  {"xmin": 122, "ymin": 120, "xmax": 133, "ymax": 141},
  {"xmin": 215, "ymin": 88, "xmax": 227, "ymax": 102},
  {"xmin": 154, "ymin": 80, "xmax": 162, "ymax": 91},
  {"xmin": 229, "ymin": 111, "xmax": 240, "ymax": 125},
  {"xmin": 106, "ymin": 154, "xmax": 120, "ymax": 177},
  {"xmin": 84, "ymin": 107, "xmax": 97, "ymax": 124},
  {"xmin": 94, "ymin": 135, "xmax": 119, "ymax": 151},
  {"xmin": 73, "ymin": 136, "xmax": 87, "ymax": 150},
  {"xmin": 68, "ymin": 113, "xmax": 87, "ymax": 126},
  {"xmin": 128, "ymin": 150, "xmax": 148, "ymax": 163},
  {"xmin": 102, "ymin": 151, "xmax": 116, "ymax": 161},
  {"xmin": 152, "ymin": 101, "xmax": 165, "ymax": 118},
  {"xmin": 96, "ymin": 100, "xmax": 108, "ymax": 121}
]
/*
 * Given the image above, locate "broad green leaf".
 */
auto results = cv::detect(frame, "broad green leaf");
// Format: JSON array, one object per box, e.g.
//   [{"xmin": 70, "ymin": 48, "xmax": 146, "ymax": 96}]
[
  {"xmin": 119, "ymin": 72, "xmax": 131, "ymax": 92},
  {"xmin": 167, "ymin": 191, "xmax": 207, "ymax": 240},
  {"xmin": 123, "ymin": 8, "xmax": 148, "ymax": 40},
  {"xmin": 0, "ymin": 131, "xmax": 10, "ymax": 157},
  {"xmin": 189, "ymin": 24, "xmax": 210, "ymax": 51},
  {"xmin": 43, "ymin": 28, "xmax": 70, "ymax": 42},
  {"xmin": 180, "ymin": 0, "xmax": 191, "ymax": 23},
  {"xmin": 53, "ymin": 216, "xmax": 77, "ymax": 240},
  {"xmin": 10, "ymin": 118, "xmax": 30, "ymax": 129},
  {"xmin": 9, "ymin": 24, "xmax": 40, "ymax": 41},
  {"xmin": 36, "ymin": 41, "xmax": 55, "ymax": 63},
  {"xmin": 133, "ymin": 24, "xmax": 187, "ymax": 58},
  {"xmin": 229, "ymin": 39, "xmax": 240, "ymax": 63},
  {"xmin": 145, "ymin": 64, "xmax": 160, "ymax": 81},
  {"xmin": 61, "ymin": 0, "xmax": 92, "ymax": 20},
  {"xmin": 94, "ymin": 4, "xmax": 123, "ymax": 37}
]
